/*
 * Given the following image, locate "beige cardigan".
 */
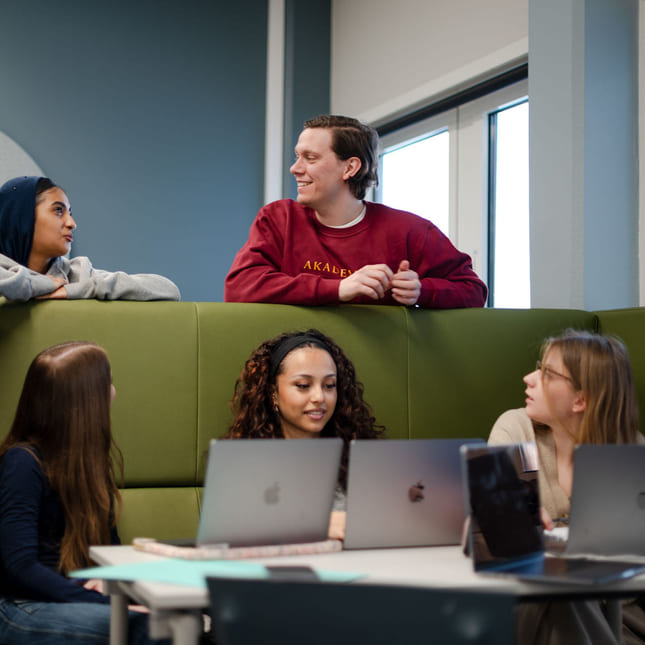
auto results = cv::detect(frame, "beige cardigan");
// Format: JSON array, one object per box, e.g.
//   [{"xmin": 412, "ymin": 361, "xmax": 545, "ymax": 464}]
[
  {"xmin": 489, "ymin": 408, "xmax": 645, "ymax": 645},
  {"xmin": 488, "ymin": 408, "xmax": 571, "ymax": 521}
]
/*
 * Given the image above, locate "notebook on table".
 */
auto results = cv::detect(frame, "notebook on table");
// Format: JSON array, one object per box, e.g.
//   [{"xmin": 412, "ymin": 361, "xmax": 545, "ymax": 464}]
[
  {"xmin": 461, "ymin": 443, "xmax": 645, "ymax": 585},
  {"xmin": 343, "ymin": 438, "xmax": 485, "ymax": 549},
  {"xmin": 566, "ymin": 444, "xmax": 645, "ymax": 557}
]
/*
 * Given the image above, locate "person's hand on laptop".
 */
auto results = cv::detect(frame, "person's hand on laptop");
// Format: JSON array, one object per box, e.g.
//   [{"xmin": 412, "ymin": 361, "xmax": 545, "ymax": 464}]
[{"xmin": 328, "ymin": 511, "xmax": 346, "ymax": 540}]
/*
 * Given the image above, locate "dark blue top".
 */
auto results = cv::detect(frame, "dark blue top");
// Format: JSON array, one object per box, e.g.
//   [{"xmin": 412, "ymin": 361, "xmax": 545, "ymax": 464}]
[{"xmin": 0, "ymin": 446, "xmax": 118, "ymax": 604}]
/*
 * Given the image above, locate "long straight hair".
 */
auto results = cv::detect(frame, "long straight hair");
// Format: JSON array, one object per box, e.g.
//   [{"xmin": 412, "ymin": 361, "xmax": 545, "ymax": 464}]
[
  {"xmin": 541, "ymin": 330, "xmax": 640, "ymax": 445},
  {"xmin": 0, "ymin": 341, "xmax": 123, "ymax": 573}
]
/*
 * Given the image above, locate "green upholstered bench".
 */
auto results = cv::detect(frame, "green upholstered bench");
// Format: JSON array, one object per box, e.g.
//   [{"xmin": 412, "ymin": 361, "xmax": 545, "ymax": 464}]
[{"xmin": 0, "ymin": 299, "xmax": 641, "ymax": 543}]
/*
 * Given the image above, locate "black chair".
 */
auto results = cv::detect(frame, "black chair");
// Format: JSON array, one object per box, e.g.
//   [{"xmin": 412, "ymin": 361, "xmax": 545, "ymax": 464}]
[{"xmin": 207, "ymin": 576, "xmax": 515, "ymax": 644}]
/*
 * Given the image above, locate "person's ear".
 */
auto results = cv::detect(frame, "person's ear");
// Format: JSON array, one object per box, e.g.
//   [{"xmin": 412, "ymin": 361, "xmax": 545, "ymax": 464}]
[
  {"xmin": 571, "ymin": 391, "xmax": 586, "ymax": 414},
  {"xmin": 271, "ymin": 388, "xmax": 280, "ymax": 414},
  {"xmin": 343, "ymin": 157, "xmax": 362, "ymax": 180}
]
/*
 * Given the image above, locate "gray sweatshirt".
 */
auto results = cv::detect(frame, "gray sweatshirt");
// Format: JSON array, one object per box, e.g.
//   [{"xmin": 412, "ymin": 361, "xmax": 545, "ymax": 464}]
[{"xmin": 0, "ymin": 253, "xmax": 180, "ymax": 301}]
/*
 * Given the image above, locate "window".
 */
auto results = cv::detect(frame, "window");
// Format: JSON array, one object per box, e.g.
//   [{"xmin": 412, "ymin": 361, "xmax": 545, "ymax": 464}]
[
  {"xmin": 488, "ymin": 100, "xmax": 529, "ymax": 308},
  {"xmin": 377, "ymin": 79, "xmax": 529, "ymax": 308},
  {"xmin": 380, "ymin": 129, "xmax": 450, "ymax": 236}
]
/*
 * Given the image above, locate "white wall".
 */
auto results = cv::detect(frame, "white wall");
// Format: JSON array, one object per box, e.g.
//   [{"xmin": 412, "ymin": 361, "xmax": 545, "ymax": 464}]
[
  {"xmin": 331, "ymin": 0, "xmax": 528, "ymax": 124},
  {"xmin": 0, "ymin": 131, "xmax": 43, "ymax": 185},
  {"xmin": 330, "ymin": 0, "xmax": 644, "ymax": 309}
]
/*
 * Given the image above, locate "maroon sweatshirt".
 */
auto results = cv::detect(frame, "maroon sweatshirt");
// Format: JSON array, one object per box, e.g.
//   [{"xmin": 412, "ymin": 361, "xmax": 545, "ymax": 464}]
[{"xmin": 225, "ymin": 200, "xmax": 487, "ymax": 308}]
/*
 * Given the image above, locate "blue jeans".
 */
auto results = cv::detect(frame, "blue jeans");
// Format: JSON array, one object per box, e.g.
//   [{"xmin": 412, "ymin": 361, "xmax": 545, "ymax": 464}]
[{"xmin": 0, "ymin": 598, "xmax": 160, "ymax": 645}]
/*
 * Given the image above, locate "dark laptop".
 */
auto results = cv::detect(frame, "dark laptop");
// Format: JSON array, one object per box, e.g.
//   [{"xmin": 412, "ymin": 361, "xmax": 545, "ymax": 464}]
[
  {"xmin": 344, "ymin": 438, "xmax": 485, "ymax": 549},
  {"xmin": 461, "ymin": 443, "xmax": 645, "ymax": 585}
]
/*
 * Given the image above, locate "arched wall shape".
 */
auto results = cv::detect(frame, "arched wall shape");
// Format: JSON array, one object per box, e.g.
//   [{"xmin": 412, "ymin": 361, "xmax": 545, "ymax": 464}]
[{"xmin": 0, "ymin": 131, "xmax": 44, "ymax": 186}]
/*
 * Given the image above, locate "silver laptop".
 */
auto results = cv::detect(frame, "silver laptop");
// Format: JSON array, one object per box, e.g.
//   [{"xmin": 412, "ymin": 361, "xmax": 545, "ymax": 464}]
[
  {"xmin": 462, "ymin": 443, "xmax": 645, "ymax": 585},
  {"xmin": 567, "ymin": 444, "xmax": 645, "ymax": 557},
  {"xmin": 197, "ymin": 438, "xmax": 343, "ymax": 547},
  {"xmin": 343, "ymin": 438, "xmax": 485, "ymax": 549}
]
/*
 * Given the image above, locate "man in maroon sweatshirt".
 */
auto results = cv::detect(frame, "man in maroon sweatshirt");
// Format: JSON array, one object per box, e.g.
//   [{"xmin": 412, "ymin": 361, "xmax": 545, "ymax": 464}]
[{"xmin": 225, "ymin": 115, "xmax": 487, "ymax": 309}]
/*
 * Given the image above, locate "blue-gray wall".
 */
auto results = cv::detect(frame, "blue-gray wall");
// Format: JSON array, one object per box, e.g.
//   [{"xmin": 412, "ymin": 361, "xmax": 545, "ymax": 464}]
[
  {"xmin": 0, "ymin": 1, "xmax": 269, "ymax": 301},
  {"xmin": 282, "ymin": 0, "xmax": 331, "ymax": 199}
]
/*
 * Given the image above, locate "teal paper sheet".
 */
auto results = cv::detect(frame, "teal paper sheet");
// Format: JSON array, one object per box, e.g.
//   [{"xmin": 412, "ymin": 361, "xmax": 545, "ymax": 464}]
[{"xmin": 70, "ymin": 559, "xmax": 363, "ymax": 588}]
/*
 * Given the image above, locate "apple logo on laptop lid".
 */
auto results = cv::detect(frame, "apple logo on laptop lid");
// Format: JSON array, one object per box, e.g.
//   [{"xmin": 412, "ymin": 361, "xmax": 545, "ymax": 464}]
[
  {"xmin": 264, "ymin": 482, "xmax": 280, "ymax": 505},
  {"xmin": 408, "ymin": 480, "xmax": 425, "ymax": 503}
]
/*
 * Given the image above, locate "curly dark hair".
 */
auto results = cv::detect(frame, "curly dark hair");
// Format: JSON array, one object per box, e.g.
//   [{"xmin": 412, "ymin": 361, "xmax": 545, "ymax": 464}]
[{"xmin": 225, "ymin": 328, "xmax": 385, "ymax": 488}]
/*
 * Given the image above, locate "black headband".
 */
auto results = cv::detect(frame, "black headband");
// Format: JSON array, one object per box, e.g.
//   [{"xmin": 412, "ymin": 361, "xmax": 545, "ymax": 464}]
[{"xmin": 270, "ymin": 334, "xmax": 332, "ymax": 379}]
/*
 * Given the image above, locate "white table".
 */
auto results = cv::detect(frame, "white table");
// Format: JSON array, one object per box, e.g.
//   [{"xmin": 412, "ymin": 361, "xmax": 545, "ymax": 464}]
[{"xmin": 90, "ymin": 544, "xmax": 645, "ymax": 645}]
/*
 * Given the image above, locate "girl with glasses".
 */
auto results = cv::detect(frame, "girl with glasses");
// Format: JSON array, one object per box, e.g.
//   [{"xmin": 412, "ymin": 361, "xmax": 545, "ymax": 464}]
[{"xmin": 489, "ymin": 329, "xmax": 644, "ymax": 645}]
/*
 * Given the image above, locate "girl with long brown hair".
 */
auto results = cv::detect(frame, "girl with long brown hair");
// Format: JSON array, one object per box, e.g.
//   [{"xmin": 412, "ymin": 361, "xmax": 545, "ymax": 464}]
[{"xmin": 0, "ymin": 341, "xmax": 161, "ymax": 644}]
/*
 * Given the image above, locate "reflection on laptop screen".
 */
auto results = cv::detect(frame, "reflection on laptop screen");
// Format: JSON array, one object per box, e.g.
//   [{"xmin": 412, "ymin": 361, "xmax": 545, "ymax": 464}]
[
  {"xmin": 463, "ymin": 443, "xmax": 543, "ymax": 570},
  {"xmin": 462, "ymin": 443, "xmax": 645, "ymax": 585}
]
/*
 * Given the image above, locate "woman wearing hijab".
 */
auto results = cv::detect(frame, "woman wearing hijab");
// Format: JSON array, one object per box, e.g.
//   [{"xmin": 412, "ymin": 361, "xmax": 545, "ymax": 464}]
[{"xmin": 0, "ymin": 176, "xmax": 180, "ymax": 301}]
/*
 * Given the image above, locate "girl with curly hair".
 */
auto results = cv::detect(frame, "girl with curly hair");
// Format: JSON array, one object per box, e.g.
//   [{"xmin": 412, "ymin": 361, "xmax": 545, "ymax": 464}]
[{"xmin": 225, "ymin": 329, "xmax": 385, "ymax": 538}]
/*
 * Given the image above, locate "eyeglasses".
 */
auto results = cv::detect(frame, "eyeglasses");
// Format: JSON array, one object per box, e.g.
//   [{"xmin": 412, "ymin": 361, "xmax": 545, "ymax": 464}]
[{"xmin": 536, "ymin": 360, "xmax": 573, "ymax": 383}]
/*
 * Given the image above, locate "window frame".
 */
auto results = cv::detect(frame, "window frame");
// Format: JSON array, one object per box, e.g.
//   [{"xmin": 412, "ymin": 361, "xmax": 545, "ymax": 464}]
[
  {"xmin": 486, "ymin": 95, "xmax": 530, "ymax": 307},
  {"xmin": 374, "ymin": 78, "xmax": 529, "ymax": 303},
  {"xmin": 377, "ymin": 111, "xmax": 457, "ymax": 241}
]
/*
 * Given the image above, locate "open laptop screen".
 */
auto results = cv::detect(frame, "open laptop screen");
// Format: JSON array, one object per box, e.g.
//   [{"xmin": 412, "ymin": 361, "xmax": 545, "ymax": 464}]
[
  {"xmin": 462, "ymin": 443, "xmax": 543, "ymax": 571},
  {"xmin": 344, "ymin": 438, "xmax": 485, "ymax": 549},
  {"xmin": 197, "ymin": 438, "xmax": 343, "ymax": 547},
  {"xmin": 462, "ymin": 443, "xmax": 645, "ymax": 585}
]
